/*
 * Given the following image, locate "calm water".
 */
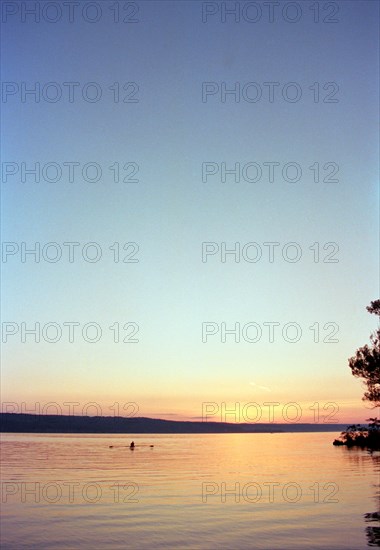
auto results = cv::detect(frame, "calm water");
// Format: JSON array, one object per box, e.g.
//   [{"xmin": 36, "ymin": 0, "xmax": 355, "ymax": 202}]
[{"xmin": 1, "ymin": 432, "xmax": 379, "ymax": 549}]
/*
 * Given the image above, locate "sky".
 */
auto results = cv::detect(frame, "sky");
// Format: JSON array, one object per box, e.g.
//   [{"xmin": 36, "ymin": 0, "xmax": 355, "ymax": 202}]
[{"xmin": 1, "ymin": 0, "xmax": 379, "ymax": 424}]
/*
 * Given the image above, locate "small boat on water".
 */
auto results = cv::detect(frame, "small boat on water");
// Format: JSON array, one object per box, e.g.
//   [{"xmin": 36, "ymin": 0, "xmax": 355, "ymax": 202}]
[{"xmin": 109, "ymin": 443, "xmax": 154, "ymax": 449}]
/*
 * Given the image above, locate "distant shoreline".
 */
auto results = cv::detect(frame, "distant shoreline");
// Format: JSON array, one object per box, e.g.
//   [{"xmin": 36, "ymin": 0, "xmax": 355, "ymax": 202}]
[{"xmin": 0, "ymin": 413, "xmax": 349, "ymax": 434}]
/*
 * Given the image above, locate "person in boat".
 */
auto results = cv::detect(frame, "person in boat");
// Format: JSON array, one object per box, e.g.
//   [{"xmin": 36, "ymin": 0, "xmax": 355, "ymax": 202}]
[{"xmin": 130, "ymin": 441, "xmax": 135, "ymax": 449}]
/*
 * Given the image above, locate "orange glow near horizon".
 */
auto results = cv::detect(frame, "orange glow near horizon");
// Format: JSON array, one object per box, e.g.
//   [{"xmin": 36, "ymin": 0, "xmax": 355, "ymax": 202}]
[{"xmin": 1, "ymin": 396, "xmax": 377, "ymax": 425}]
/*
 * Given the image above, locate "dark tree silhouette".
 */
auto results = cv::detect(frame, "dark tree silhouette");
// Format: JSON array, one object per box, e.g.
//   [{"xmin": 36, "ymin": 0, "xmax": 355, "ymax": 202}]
[
  {"xmin": 333, "ymin": 301, "xmax": 380, "ymax": 449},
  {"xmin": 333, "ymin": 418, "xmax": 380, "ymax": 448},
  {"xmin": 348, "ymin": 300, "xmax": 380, "ymax": 407}
]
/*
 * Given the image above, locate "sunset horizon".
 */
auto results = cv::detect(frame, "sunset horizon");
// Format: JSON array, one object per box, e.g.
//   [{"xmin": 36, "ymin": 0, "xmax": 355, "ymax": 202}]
[{"xmin": 1, "ymin": 0, "xmax": 379, "ymax": 548}]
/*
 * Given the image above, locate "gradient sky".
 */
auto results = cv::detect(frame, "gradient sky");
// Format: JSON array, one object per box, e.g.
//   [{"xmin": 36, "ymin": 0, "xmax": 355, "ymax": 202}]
[{"xmin": 1, "ymin": 0, "xmax": 379, "ymax": 423}]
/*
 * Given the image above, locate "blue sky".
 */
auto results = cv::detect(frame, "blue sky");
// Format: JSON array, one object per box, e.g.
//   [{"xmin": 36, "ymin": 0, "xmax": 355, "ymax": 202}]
[{"xmin": 1, "ymin": 0, "xmax": 379, "ymax": 422}]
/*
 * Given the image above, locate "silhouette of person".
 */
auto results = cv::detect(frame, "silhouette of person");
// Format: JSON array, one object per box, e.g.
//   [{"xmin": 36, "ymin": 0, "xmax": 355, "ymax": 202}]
[{"xmin": 130, "ymin": 441, "xmax": 135, "ymax": 449}]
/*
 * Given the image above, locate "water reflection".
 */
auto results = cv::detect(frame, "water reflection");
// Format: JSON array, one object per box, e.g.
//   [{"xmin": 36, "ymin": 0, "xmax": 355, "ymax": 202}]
[
  {"xmin": 1, "ymin": 433, "xmax": 379, "ymax": 549},
  {"xmin": 335, "ymin": 446, "xmax": 380, "ymax": 547},
  {"xmin": 364, "ymin": 452, "xmax": 380, "ymax": 547}
]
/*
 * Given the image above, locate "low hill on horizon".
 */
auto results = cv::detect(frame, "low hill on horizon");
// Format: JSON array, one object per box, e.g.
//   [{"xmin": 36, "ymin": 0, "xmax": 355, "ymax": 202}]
[{"xmin": 0, "ymin": 413, "xmax": 349, "ymax": 434}]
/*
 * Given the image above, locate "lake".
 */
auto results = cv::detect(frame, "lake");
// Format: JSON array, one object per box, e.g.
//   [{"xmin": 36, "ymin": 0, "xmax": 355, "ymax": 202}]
[{"xmin": 1, "ymin": 432, "xmax": 379, "ymax": 549}]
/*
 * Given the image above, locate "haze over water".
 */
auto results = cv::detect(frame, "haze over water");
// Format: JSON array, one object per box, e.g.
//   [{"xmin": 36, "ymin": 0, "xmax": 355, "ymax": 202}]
[{"xmin": 1, "ymin": 432, "xmax": 379, "ymax": 549}]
